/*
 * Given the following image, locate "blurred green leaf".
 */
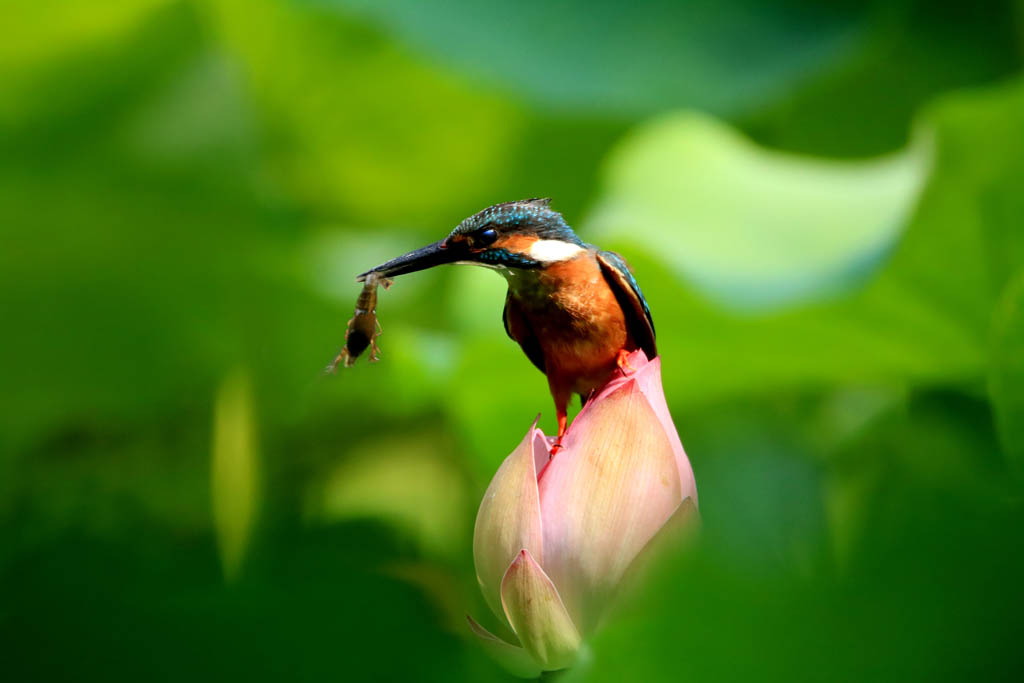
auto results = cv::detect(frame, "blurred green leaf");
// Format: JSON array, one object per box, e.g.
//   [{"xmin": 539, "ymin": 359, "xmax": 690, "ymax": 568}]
[
  {"xmin": 0, "ymin": 0, "xmax": 168, "ymax": 68},
  {"xmin": 826, "ymin": 389, "xmax": 1007, "ymax": 562},
  {"xmin": 587, "ymin": 78, "xmax": 1024, "ymax": 405},
  {"xmin": 203, "ymin": 0, "xmax": 525, "ymax": 224},
  {"xmin": 587, "ymin": 111, "xmax": 930, "ymax": 310},
  {"xmin": 307, "ymin": 432, "xmax": 470, "ymax": 558},
  {"xmin": 317, "ymin": 0, "xmax": 869, "ymax": 117},
  {"xmin": 743, "ymin": 1, "xmax": 1024, "ymax": 156},
  {"xmin": 989, "ymin": 272, "xmax": 1024, "ymax": 476},
  {"xmin": 0, "ymin": 1, "xmax": 202, "ymax": 140},
  {"xmin": 119, "ymin": 53, "xmax": 260, "ymax": 168}
]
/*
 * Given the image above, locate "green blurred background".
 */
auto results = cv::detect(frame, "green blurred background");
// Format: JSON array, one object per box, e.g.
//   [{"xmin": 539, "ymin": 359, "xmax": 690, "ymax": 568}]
[{"xmin": 3, "ymin": 0, "xmax": 1024, "ymax": 680}]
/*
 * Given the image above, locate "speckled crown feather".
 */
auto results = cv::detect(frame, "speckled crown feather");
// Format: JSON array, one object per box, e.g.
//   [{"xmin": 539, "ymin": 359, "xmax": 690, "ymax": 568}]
[{"xmin": 449, "ymin": 198, "xmax": 583, "ymax": 245}]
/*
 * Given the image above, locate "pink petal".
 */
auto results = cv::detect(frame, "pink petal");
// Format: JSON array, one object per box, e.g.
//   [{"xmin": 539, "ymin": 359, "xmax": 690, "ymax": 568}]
[
  {"xmin": 466, "ymin": 614, "xmax": 542, "ymax": 678},
  {"xmin": 631, "ymin": 354, "xmax": 699, "ymax": 504},
  {"xmin": 575, "ymin": 351, "xmax": 698, "ymax": 505},
  {"xmin": 473, "ymin": 419, "xmax": 548, "ymax": 623},
  {"xmin": 500, "ymin": 549, "xmax": 582, "ymax": 671},
  {"xmin": 538, "ymin": 376, "xmax": 682, "ymax": 633}
]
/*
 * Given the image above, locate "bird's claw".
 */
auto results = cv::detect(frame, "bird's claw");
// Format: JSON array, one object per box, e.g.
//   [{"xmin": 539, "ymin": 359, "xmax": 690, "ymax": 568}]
[{"xmin": 616, "ymin": 348, "xmax": 636, "ymax": 374}]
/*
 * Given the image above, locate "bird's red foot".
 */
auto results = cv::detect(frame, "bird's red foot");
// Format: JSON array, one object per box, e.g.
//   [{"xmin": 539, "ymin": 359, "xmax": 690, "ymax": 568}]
[
  {"xmin": 550, "ymin": 412, "xmax": 568, "ymax": 456},
  {"xmin": 616, "ymin": 348, "xmax": 636, "ymax": 373}
]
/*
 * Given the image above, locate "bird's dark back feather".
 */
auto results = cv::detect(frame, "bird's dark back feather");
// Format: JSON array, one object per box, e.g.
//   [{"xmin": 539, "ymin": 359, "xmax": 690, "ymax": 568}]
[{"xmin": 596, "ymin": 249, "xmax": 657, "ymax": 358}]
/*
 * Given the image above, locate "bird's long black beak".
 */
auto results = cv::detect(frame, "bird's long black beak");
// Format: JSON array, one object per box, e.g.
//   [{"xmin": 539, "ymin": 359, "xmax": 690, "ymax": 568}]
[{"xmin": 356, "ymin": 239, "xmax": 462, "ymax": 282}]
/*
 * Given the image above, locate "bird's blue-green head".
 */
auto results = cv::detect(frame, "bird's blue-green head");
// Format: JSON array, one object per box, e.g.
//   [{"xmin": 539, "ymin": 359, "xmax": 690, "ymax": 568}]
[{"xmin": 357, "ymin": 198, "xmax": 585, "ymax": 281}]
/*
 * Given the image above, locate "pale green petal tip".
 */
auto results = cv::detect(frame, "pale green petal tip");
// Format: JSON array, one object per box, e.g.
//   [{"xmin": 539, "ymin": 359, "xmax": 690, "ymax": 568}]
[
  {"xmin": 466, "ymin": 614, "xmax": 542, "ymax": 679},
  {"xmin": 472, "ymin": 425, "xmax": 546, "ymax": 626},
  {"xmin": 500, "ymin": 549, "xmax": 582, "ymax": 671}
]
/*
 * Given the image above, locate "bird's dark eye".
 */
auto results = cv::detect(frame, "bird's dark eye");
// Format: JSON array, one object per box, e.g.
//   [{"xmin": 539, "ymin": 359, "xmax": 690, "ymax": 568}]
[{"xmin": 477, "ymin": 228, "xmax": 498, "ymax": 246}]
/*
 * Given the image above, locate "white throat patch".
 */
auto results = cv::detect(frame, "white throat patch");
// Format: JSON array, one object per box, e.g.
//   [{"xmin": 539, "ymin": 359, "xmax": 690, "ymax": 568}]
[{"xmin": 527, "ymin": 239, "xmax": 585, "ymax": 263}]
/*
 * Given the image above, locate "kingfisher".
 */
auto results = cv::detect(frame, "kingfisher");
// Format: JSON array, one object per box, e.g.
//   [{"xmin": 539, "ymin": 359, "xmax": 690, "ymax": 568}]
[{"xmin": 358, "ymin": 198, "xmax": 655, "ymax": 447}]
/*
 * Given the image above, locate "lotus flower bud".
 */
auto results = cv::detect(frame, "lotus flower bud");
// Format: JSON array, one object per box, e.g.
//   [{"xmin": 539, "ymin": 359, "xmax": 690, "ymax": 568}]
[{"xmin": 469, "ymin": 350, "xmax": 698, "ymax": 676}]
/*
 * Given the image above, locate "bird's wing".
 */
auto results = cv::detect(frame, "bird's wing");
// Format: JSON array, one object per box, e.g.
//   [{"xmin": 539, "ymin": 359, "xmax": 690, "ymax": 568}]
[
  {"xmin": 503, "ymin": 292, "xmax": 546, "ymax": 373},
  {"xmin": 596, "ymin": 250, "xmax": 657, "ymax": 359}
]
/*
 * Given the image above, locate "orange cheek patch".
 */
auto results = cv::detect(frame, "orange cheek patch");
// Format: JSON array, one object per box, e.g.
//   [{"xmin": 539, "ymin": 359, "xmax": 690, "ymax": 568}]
[{"xmin": 494, "ymin": 234, "xmax": 538, "ymax": 254}]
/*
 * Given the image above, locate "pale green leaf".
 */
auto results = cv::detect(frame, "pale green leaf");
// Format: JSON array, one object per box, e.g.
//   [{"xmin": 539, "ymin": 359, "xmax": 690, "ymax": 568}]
[
  {"xmin": 211, "ymin": 369, "xmax": 261, "ymax": 581},
  {"xmin": 587, "ymin": 111, "xmax": 931, "ymax": 310}
]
